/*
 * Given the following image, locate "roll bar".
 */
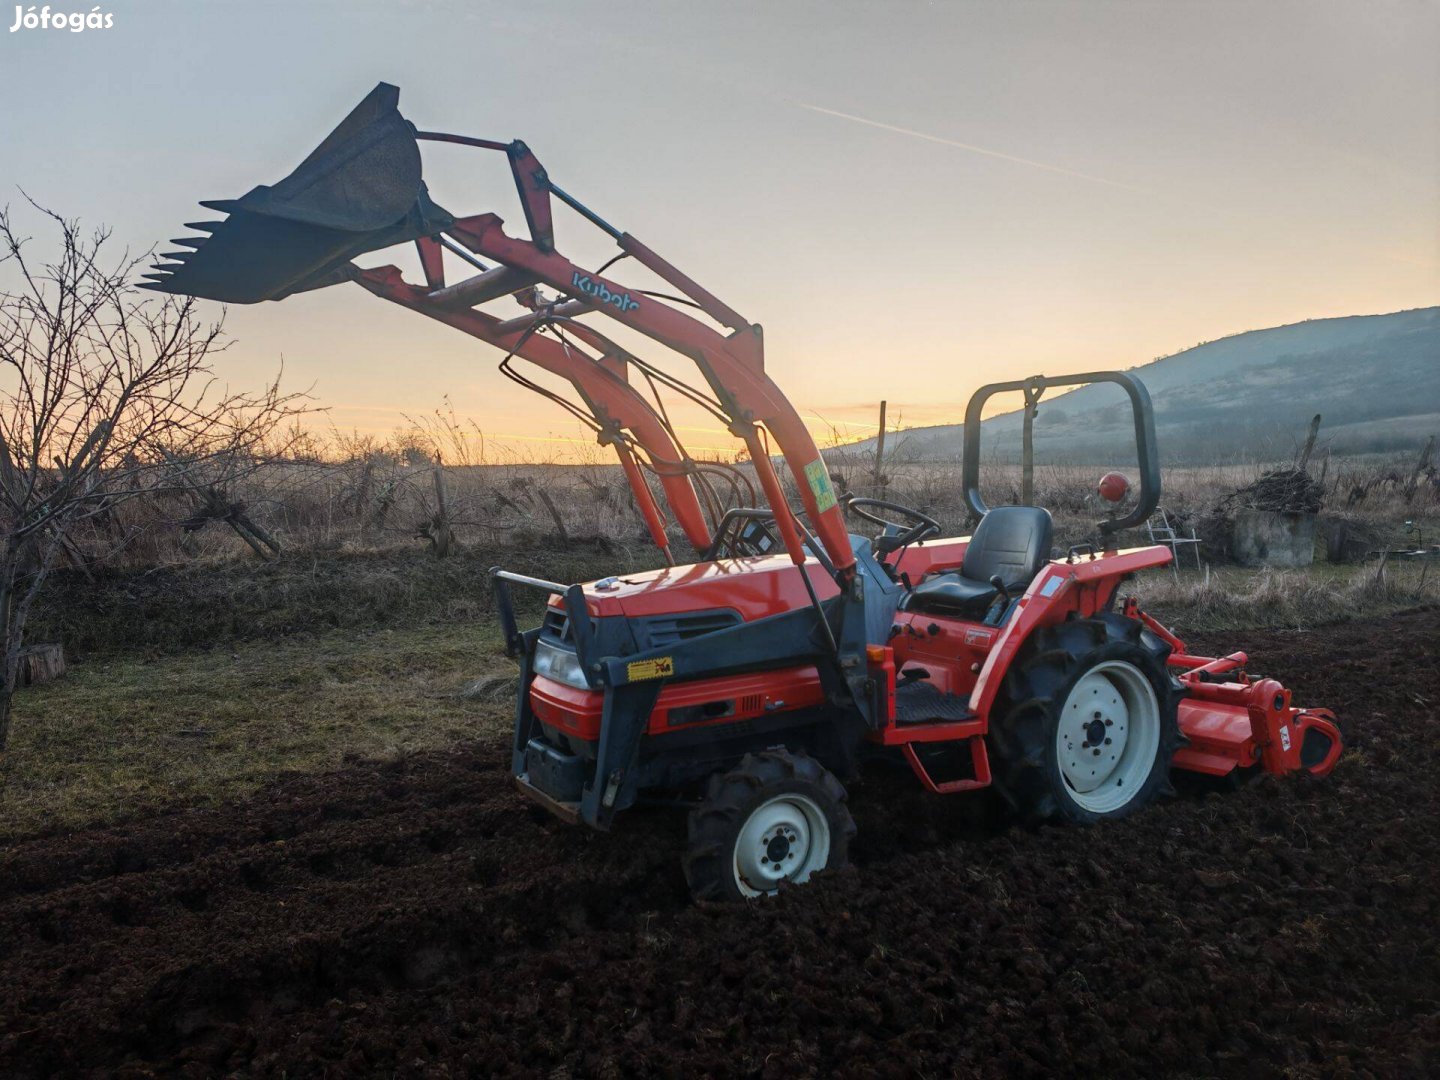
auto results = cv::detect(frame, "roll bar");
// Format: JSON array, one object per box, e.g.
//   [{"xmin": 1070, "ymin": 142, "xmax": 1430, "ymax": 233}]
[{"xmin": 962, "ymin": 371, "xmax": 1161, "ymax": 536}]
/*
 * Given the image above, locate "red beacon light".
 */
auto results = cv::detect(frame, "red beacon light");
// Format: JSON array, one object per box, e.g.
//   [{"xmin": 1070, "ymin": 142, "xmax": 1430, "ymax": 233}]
[{"xmin": 1098, "ymin": 471, "xmax": 1130, "ymax": 503}]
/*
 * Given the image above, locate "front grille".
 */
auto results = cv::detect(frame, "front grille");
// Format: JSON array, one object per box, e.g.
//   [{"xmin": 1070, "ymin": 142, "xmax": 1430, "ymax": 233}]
[
  {"xmin": 542, "ymin": 608, "xmax": 570, "ymax": 642},
  {"xmin": 642, "ymin": 611, "xmax": 741, "ymax": 649}
]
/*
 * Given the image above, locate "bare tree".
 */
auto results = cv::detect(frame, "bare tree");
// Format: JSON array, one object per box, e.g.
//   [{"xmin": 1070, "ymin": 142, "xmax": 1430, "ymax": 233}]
[{"xmin": 0, "ymin": 202, "xmax": 309, "ymax": 748}]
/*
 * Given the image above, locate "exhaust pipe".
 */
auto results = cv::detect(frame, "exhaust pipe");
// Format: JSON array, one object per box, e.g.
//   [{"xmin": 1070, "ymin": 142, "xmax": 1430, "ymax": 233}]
[{"xmin": 141, "ymin": 83, "xmax": 450, "ymax": 304}]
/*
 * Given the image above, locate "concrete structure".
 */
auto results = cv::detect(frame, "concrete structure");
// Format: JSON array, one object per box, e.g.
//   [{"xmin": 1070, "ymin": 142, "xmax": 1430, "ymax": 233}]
[{"xmin": 1233, "ymin": 509, "xmax": 1317, "ymax": 567}]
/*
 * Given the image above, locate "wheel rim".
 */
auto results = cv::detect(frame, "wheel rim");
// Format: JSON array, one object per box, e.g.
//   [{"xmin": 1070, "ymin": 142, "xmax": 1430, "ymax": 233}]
[
  {"xmin": 1056, "ymin": 660, "xmax": 1161, "ymax": 814},
  {"xmin": 732, "ymin": 794, "xmax": 831, "ymax": 897}
]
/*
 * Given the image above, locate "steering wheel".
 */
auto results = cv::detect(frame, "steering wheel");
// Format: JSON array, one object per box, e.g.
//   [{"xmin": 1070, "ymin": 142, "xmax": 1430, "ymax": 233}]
[{"xmin": 843, "ymin": 497, "xmax": 941, "ymax": 555}]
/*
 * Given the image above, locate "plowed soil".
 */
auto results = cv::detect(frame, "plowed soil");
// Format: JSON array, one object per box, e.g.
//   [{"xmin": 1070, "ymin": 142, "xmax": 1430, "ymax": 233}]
[{"xmin": 3, "ymin": 609, "xmax": 1437, "ymax": 1078}]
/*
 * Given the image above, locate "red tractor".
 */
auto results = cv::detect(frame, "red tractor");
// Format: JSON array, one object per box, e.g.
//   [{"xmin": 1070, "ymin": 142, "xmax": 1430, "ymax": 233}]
[{"xmin": 150, "ymin": 84, "xmax": 1343, "ymax": 900}]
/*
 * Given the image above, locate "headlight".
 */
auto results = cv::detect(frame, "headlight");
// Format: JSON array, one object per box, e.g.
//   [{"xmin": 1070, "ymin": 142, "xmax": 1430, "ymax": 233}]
[{"xmin": 532, "ymin": 639, "xmax": 590, "ymax": 690}]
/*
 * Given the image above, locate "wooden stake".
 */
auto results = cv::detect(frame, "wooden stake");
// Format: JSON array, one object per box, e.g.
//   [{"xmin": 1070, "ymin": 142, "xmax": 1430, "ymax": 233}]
[
  {"xmin": 1403, "ymin": 435, "xmax": 1434, "ymax": 501},
  {"xmin": 352, "ymin": 461, "xmax": 374, "ymax": 517},
  {"xmin": 1296, "ymin": 414, "xmax": 1322, "ymax": 472},
  {"xmin": 430, "ymin": 457, "xmax": 455, "ymax": 557},
  {"xmin": 1021, "ymin": 380, "xmax": 1044, "ymax": 506},
  {"xmin": 536, "ymin": 488, "xmax": 570, "ymax": 545},
  {"xmin": 873, "ymin": 400, "xmax": 887, "ymax": 489}
]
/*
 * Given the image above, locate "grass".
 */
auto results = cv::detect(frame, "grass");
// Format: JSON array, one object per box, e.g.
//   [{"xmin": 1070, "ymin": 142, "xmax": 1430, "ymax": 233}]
[
  {"xmin": 4, "ymin": 539, "xmax": 1435, "ymax": 845},
  {"xmin": 29, "ymin": 540, "xmax": 631, "ymax": 657},
  {"xmin": 0, "ymin": 621, "xmax": 517, "ymax": 842},
  {"xmin": 1134, "ymin": 559, "xmax": 1439, "ymax": 634}
]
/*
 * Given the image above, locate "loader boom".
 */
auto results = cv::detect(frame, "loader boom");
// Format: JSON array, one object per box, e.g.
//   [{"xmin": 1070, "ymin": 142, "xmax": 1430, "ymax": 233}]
[
  {"xmin": 143, "ymin": 83, "xmax": 856, "ymax": 577},
  {"xmin": 350, "ymin": 264, "xmax": 712, "ymax": 559}
]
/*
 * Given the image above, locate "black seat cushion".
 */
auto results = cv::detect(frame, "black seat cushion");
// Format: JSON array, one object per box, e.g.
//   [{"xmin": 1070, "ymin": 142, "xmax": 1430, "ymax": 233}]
[
  {"xmin": 906, "ymin": 574, "xmax": 999, "ymax": 615},
  {"xmin": 906, "ymin": 506, "xmax": 1053, "ymax": 617}
]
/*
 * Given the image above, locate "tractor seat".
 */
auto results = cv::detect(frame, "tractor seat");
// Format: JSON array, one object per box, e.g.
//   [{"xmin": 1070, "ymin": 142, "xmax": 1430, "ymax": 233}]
[{"xmin": 905, "ymin": 506, "xmax": 1054, "ymax": 618}]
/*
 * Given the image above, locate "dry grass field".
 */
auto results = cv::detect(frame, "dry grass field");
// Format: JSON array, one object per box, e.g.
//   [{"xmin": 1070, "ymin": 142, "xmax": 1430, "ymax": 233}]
[{"xmin": 55, "ymin": 437, "xmax": 1439, "ymax": 572}]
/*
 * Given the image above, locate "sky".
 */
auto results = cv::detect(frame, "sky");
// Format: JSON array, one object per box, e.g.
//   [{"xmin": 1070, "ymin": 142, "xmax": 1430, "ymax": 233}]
[{"xmin": 2, "ymin": 0, "xmax": 1437, "ymax": 460}]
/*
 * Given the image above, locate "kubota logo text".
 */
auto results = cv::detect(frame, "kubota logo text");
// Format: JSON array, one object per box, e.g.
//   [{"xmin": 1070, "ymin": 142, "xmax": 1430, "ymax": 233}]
[
  {"xmin": 571, "ymin": 272, "xmax": 640, "ymax": 313},
  {"xmin": 10, "ymin": 5, "xmax": 113, "ymax": 31}
]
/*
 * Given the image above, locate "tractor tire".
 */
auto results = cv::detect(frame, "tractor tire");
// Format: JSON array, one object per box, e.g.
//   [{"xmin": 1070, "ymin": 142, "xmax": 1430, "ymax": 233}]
[
  {"xmin": 683, "ymin": 750, "xmax": 856, "ymax": 902},
  {"xmin": 989, "ymin": 613, "xmax": 1184, "ymax": 826}
]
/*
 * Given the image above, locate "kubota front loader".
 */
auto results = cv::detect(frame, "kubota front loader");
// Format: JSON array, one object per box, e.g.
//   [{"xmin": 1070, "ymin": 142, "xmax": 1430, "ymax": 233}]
[{"xmin": 149, "ymin": 84, "xmax": 1343, "ymax": 900}]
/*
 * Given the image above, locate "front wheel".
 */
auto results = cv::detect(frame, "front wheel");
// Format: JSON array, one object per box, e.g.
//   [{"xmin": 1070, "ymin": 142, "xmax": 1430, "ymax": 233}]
[
  {"xmin": 683, "ymin": 750, "xmax": 855, "ymax": 901},
  {"xmin": 990, "ymin": 614, "xmax": 1184, "ymax": 825}
]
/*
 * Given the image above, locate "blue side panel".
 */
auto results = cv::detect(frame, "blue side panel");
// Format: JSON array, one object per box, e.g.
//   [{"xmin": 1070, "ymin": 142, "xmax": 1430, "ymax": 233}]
[{"xmin": 849, "ymin": 535, "xmax": 903, "ymax": 646}]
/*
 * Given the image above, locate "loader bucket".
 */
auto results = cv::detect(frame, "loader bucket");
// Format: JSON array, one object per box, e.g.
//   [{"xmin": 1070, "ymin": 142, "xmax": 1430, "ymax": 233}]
[{"xmin": 141, "ymin": 83, "xmax": 451, "ymax": 304}]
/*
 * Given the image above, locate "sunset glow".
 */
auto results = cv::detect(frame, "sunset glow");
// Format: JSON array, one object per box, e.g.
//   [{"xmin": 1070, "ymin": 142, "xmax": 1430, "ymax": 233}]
[{"xmin": 3, "ymin": 1, "xmax": 1435, "ymax": 460}]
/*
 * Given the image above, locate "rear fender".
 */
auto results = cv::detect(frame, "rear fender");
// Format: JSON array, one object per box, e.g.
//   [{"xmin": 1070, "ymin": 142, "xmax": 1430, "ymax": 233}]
[{"xmin": 970, "ymin": 547, "xmax": 1172, "ymax": 723}]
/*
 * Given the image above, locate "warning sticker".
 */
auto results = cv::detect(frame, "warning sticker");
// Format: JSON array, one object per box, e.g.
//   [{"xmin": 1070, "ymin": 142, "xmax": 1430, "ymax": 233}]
[
  {"xmin": 804, "ymin": 459, "xmax": 838, "ymax": 514},
  {"xmin": 626, "ymin": 656, "xmax": 675, "ymax": 682}
]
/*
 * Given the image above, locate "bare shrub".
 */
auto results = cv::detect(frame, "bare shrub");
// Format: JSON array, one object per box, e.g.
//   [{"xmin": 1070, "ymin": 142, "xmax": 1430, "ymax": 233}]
[{"xmin": 0, "ymin": 203, "xmax": 308, "ymax": 746}]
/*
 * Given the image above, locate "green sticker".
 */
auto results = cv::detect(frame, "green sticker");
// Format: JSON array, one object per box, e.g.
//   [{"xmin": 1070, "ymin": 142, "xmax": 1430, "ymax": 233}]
[{"xmin": 804, "ymin": 458, "xmax": 838, "ymax": 514}]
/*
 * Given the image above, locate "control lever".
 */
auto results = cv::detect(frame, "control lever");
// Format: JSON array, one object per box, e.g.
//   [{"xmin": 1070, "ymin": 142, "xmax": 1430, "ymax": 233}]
[{"xmin": 985, "ymin": 576, "xmax": 1012, "ymax": 627}]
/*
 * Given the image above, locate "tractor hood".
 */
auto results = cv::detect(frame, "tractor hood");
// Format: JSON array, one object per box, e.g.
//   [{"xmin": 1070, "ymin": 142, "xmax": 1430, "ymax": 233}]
[
  {"xmin": 565, "ymin": 555, "xmax": 841, "ymax": 622},
  {"xmin": 556, "ymin": 535, "xmax": 965, "ymax": 649}
]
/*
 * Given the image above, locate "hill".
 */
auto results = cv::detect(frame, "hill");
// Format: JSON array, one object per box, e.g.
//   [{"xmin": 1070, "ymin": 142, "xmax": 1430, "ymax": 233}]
[{"xmin": 838, "ymin": 307, "xmax": 1440, "ymax": 464}]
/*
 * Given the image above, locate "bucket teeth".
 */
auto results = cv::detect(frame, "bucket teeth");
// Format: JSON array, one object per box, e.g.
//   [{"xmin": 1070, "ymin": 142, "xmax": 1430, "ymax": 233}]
[
  {"xmin": 151, "ymin": 84, "xmax": 449, "ymax": 303},
  {"xmin": 140, "ymin": 273, "xmax": 171, "ymax": 281}
]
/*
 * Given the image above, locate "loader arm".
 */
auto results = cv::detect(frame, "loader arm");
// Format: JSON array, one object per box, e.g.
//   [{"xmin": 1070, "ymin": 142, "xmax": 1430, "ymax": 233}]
[
  {"xmin": 141, "ymin": 82, "xmax": 856, "ymax": 579},
  {"xmin": 351, "ymin": 264, "xmax": 712, "ymax": 558},
  {"xmin": 441, "ymin": 212, "xmax": 854, "ymax": 576}
]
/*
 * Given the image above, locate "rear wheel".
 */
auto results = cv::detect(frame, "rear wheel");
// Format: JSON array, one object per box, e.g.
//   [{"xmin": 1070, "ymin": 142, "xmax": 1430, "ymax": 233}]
[
  {"xmin": 990, "ymin": 613, "xmax": 1184, "ymax": 825},
  {"xmin": 683, "ymin": 750, "xmax": 855, "ymax": 901}
]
